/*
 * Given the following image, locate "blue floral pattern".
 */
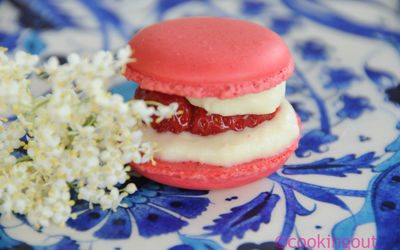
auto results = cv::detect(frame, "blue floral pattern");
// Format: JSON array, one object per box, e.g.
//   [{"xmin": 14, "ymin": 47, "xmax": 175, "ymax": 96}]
[
  {"xmin": 336, "ymin": 94, "xmax": 374, "ymax": 120},
  {"xmin": 296, "ymin": 40, "xmax": 329, "ymax": 61},
  {"xmin": 323, "ymin": 68, "xmax": 360, "ymax": 90},
  {"xmin": 0, "ymin": 0, "xmax": 399, "ymax": 249},
  {"xmin": 67, "ymin": 178, "xmax": 210, "ymax": 239},
  {"xmin": 204, "ymin": 191, "xmax": 280, "ymax": 243}
]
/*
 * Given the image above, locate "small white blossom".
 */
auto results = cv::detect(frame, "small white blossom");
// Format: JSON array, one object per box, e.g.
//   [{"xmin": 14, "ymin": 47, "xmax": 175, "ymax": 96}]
[
  {"xmin": 125, "ymin": 183, "xmax": 137, "ymax": 194},
  {"xmin": 155, "ymin": 102, "xmax": 179, "ymax": 120},
  {"xmin": 43, "ymin": 56, "xmax": 60, "ymax": 74},
  {"xmin": 130, "ymin": 100, "xmax": 156, "ymax": 124},
  {"xmin": 14, "ymin": 51, "xmax": 39, "ymax": 73},
  {"xmin": 67, "ymin": 53, "xmax": 81, "ymax": 66},
  {"xmin": 117, "ymin": 45, "xmax": 133, "ymax": 67}
]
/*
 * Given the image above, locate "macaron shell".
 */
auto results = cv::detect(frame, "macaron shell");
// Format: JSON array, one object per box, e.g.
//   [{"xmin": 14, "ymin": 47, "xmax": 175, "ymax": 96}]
[
  {"xmin": 130, "ymin": 135, "xmax": 299, "ymax": 190},
  {"xmin": 126, "ymin": 17, "xmax": 294, "ymax": 99},
  {"xmin": 130, "ymin": 118, "xmax": 301, "ymax": 190}
]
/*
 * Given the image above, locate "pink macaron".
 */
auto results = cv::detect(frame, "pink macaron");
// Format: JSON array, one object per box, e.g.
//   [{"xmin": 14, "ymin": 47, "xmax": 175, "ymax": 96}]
[{"xmin": 126, "ymin": 17, "xmax": 300, "ymax": 190}]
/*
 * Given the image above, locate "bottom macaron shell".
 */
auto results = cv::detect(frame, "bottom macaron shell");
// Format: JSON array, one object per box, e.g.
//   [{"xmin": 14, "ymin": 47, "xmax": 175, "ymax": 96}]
[
  {"xmin": 131, "ymin": 137, "xmax": 299, "ymax": 190},
  {"xmin": 130, "ymin": 118, "xmax": 301, "ymax": 190}
]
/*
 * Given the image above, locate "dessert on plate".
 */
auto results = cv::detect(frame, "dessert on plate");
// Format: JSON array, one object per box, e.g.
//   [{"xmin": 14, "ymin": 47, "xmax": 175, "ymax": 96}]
[{"xmin": 125, "ymin": 17, "xmax": 300, "ymax": 189}]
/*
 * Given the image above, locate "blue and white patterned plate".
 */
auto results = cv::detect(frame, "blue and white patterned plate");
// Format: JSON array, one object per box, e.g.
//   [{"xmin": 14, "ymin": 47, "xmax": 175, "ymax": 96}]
[{"xmin": 1, "ymin": 1, "xmax": 399, "ymax": 249}]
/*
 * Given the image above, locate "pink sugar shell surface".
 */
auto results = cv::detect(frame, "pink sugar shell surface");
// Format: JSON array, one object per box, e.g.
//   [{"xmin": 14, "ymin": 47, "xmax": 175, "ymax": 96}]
[
  {"xmin": 125, "ymin": 17, "xmax": 294, "ymax": 99},
  {"xmin": 130, "ymin": 118, "xmax": 301, "ymax": 190}
]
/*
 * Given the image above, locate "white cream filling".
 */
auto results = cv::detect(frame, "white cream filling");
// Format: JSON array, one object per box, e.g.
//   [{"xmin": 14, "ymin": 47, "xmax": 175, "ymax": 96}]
[
  {"xmin": 186, "ymin": 82, "xmax": 286, "ymax": 116},
  {"xmin": 142, "ymin": 99, "xmax": 299, "ymax": 167}
]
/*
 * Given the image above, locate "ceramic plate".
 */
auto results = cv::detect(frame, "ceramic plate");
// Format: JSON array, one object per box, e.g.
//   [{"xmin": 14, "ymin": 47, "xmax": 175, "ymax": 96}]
[{"xmin": 0, "ymin": 1, "xmax": 399, "ymax": 249}]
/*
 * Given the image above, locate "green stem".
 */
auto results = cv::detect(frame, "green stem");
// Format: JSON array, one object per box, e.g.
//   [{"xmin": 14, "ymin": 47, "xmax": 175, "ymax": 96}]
[
  {"xmin": 32, "ymin": 99, "xmax": 50, "ymax": 113},
  {"xmin": 17, "ymin": 155, "xmax": 32, "ymax": 163},
  {"xmin": 83, "ymin": 115, "xmax": 96, "ymax": 126},
  {"xmin": 0, "ymin": 116, "xmax": 8, "ymax": 122},
  {"xmin": 145, "ymin": 100, "xmax": 162, "ymax": 106}
]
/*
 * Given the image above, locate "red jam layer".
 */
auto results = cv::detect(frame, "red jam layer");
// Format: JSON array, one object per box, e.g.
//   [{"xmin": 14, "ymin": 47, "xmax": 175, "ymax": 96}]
[{"xmin": 134, "ymin": 88, "xmax": 278, "ymax": 136}]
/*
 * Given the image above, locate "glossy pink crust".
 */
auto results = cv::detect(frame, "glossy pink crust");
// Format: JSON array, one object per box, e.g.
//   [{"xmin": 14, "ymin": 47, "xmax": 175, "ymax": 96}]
[
  {"xmin": 130, "ymin": 118, "xmax": 301, "ymax": 190},
  {"xmin": 125, "ymin": 17, "xmax": 294, "ymax": 99}
]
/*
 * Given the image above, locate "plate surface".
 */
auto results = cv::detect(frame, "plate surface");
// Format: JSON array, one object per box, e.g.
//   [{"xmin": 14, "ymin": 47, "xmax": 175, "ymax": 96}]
[{"xmin": 0, "ymin": 1, "xmax": 399, "ymax": 249}]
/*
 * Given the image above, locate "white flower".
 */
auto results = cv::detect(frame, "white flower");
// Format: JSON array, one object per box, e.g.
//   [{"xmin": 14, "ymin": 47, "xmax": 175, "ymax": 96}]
[
  {"xmin": 67, "ymin": 53, "xmax": 81, "ymax": 66},
  {"xmin": 0, "ymin": 46, "xmax": 177, "ymax": 228},
  {"xmin": 139, "ymin": 142, "xmax": 155, "ymax": 163},
  {"xmin": 14, "ymin": 51, "xmax": 39, "ymax": 74},
  {"xmin": 91, "ymin": 51, "xmax": 114, "ymax": 78},
  {"xmin": 155, "ymin": 102, "xmax": 179, "ymax": 120},
  {"xmin": 14, "ymin": 199, "xmax": 27, "ymax": 214},
  {"xmin": 1, "ymin": 200, "xmax": 12, "ymax": 214},
  {"xmin": 117, "ymin": 45, "xmax": 133, "ymax": 66},
  {"xmin": 130, "ymin": 100, "xmax": 156, "ymax": 124},
  {"xmin": 125, "ymin": 183, "xmax": 137, "ymax": 194},
  {"xmin": 43, "ymin": 56, "xmax": 60, "ymax": 74}
]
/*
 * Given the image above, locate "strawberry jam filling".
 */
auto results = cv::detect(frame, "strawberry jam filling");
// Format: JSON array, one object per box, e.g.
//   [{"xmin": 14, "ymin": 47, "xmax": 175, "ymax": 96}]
[{"xmin": 135, "ymin": 88, "xmax": 279, "ymax": 136}]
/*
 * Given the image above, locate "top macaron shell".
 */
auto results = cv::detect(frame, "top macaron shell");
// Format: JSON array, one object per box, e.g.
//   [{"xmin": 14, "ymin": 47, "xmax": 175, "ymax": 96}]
[{"xmin": 125, "ymin": 17, "xmax": 294, "ymax": 99}]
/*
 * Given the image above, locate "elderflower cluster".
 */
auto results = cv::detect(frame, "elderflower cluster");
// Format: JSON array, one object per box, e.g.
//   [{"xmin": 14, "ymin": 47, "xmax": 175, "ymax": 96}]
[
  {"xmin": 0, "ymin": 49, "xmax": 38, "ymax": 114},
  {"xmin": 0, "ymin": 47, "xmax": 177, "ymax": 228}
]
